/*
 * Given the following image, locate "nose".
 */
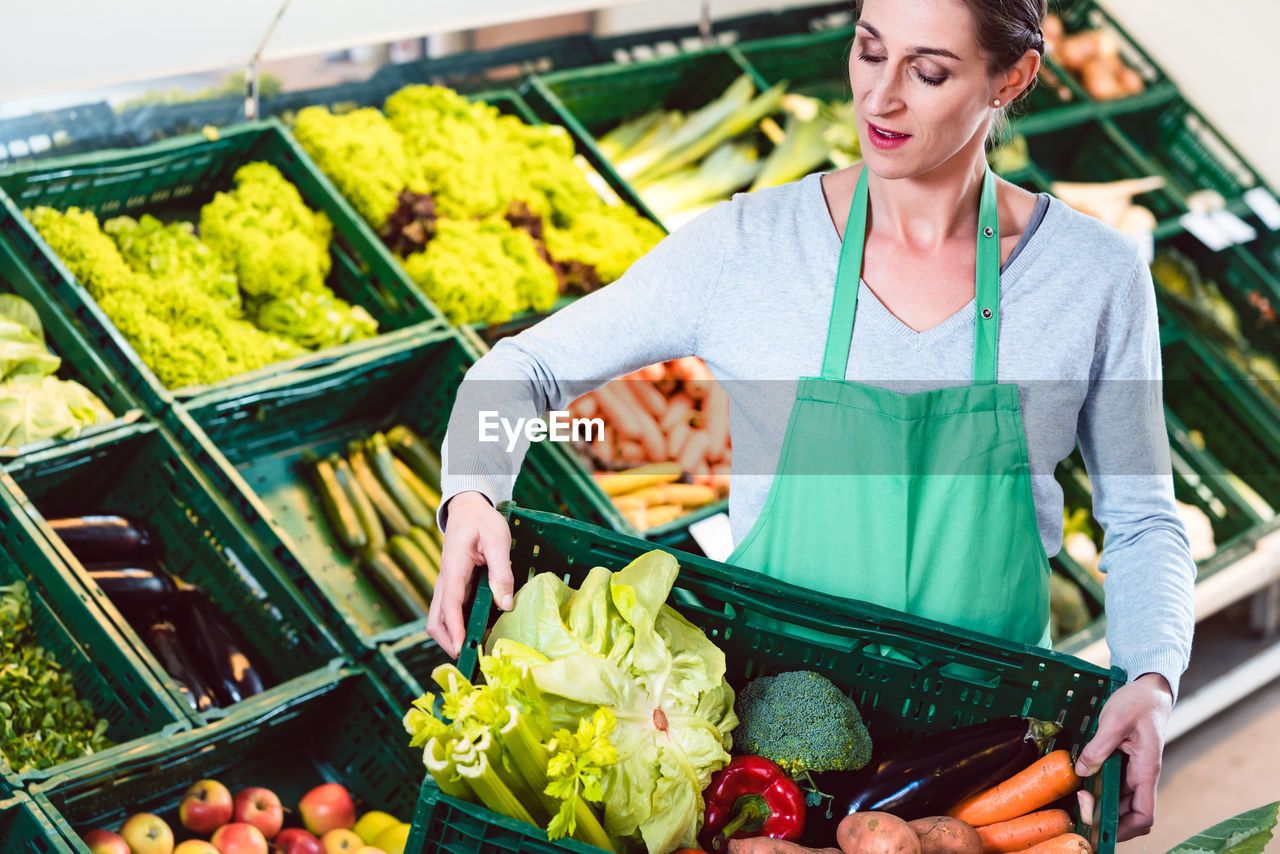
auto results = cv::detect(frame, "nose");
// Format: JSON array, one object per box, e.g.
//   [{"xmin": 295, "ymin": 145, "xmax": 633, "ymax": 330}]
[{"xmin": 860, "ymin": 66, "xmax": 904, "ymax": 117}]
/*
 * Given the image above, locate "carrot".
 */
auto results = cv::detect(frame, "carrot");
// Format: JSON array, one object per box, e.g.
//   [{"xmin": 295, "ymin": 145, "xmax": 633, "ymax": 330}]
[
  {"xmin": 593, "ymin": 384, "xmax": 643, "ymax": 439},
  {"xmin": 643, "ymin": 504, "xmax": 685, "ymax": 529},
  {"xmin": 640, "ymin": 362, "xmax": 667, "ymax": 383},
  {"xmin": 660, "ymin": 393, "xmax": 695, "ymax": 432},
  {"xmin": 678, "ymin": 429, "xmax": 712, "ymax": 473},
  {"xmin": 570, "ymin": 393, "xmax": 598, "ymax": 420},
  {"xmin": 596, "ymin": 462, "xmax": 682, "ymax": 496},
  {"xmin": 703, "ymin": 385, "xmax": 730, "ymax": 462},
  {"xmin": 1008, "ymin": 833, "xmax": 1091, "ymax": 854},
  {"xmin": 626, "ymin": 483, "xmax": 718, "ymax": 507},
  {"xmin": 618, "ymin": 439, "xmax": 647, "ymax": 465},
  {"xmin": 610, "ymin": 381, "xmax": 667, "ymax": 460},
  {"xmin": 710, "ymin": 463, "xmax": 731, "ymax": 497},
  {"xmin": 949, "ymin": 751, "xmax": 1082, "ymax": 827},
  {"xmin": 594, "ymin": 429, "xmax": 618, "ymax": 464},
  {"xmin": 669, "ymin": 356, "xmax": 702, "ymax": 382},
  {"xmin": 629, "ymin": 378, "xmax": 668, "ymax": 421},
  {"xmin": 667, "ymin": 419, "xmax": 693, "ymax": 460},
  {"xmin": 976, "ymin": 810, "xmax": 1074, "ymax": 854},
  {"xmin": 683, "ymin": 358, "xmax": 716, "ymax": 401}
]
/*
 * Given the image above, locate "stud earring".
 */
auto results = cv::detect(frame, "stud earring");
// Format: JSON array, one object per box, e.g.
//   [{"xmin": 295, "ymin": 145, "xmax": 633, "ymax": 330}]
[{"xmin": 992, "ymin": 99, "xmax": 1002, "ymax": 107}]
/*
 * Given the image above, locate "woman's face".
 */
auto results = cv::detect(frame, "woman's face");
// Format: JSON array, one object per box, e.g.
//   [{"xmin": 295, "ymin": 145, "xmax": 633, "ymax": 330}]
[{"xmin": 850, "ymin": 0, "xmax": 998, "ymax": 179}]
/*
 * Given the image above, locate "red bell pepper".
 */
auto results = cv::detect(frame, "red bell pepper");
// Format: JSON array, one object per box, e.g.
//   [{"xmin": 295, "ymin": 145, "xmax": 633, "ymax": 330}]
[{"xmin": 701, "ymin": 756, "xmax": 806, "ymax": 852}]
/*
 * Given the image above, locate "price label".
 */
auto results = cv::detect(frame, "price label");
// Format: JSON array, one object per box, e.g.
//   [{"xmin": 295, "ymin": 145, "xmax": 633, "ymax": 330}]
[
  {"xmin": 1211, "ymin": 209, "xmax": 1257, "ymax": 245},
  {"xmin": 1180, "ymin": 212, "xmax": 1232, "ymax": 251},
  {"xmin": 688, "ymin": 512, "xmax": 735, "ymax": 562},
  {"xmin": 1244, "ymin": 188, "xmax": 1280, "ymax": 230}
]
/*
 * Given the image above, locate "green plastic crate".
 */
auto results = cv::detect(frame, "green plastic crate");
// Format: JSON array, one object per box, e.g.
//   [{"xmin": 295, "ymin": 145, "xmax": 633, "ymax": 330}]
[
  {"xmin": 0, "ymin": 420, "xmax": 346, "ymax": 727},
  {"xmin": 0, "ymin": 237, "xmax": 143, "ymax": 460},
  {"xmin": 0, "ymin": 119, "xmax": 443, "ymax": 416},
  {"xmin": 404, "ymin": 502, "xmax": 1124, "ymax": 854},
  {"xmin": 30, "ymin": 666, "xmax": 421, "ymax": 853},
  {"xmin": 375, "ymin": 631, "xmax": 453, "ymax": 711},
  {"xmin": 170, "ymin": 327, "xmax": 610, "ymax": 655},
  {"xmin": 0, "ymin": 791, "xmax": 74, "ymax": 854},
  {"xmin": 0, "ymin": 474, "xmax": 189, "ymax": 789}
]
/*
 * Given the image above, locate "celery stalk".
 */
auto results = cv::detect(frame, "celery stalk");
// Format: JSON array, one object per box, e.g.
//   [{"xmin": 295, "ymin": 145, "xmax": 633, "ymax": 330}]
[
  {"xmin": 456, "ymin": 749, "xmax": 538, "ymax": 827},
  {"xmin": 425, "ymin": 736, "xmax": 474, "ymax": 801}
]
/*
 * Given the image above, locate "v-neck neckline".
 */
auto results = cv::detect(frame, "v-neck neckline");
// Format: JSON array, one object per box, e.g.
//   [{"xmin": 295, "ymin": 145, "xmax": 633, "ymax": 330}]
[{"xmin": 812, "ymin": 171, "xmax": 1054, "ymax": 347}]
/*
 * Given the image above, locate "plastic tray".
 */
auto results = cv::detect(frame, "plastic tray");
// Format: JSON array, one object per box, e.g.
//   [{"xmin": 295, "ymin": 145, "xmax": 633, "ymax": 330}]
[
  {"xmin": 0, "ymin": 119, "xmax": 442, "ymax": 415},
  {"xmin": 0, "ymin": 471, "xmax": 189, "ymax": 789},
  {"xmin": 404, "ymin": 502, "xmax": 1125, "ymax": 854},
  {"xmin": 0, "ymin": 235, "xmax": 144, "ymax": 461},
  {"xmin": 374, "ymin": 631, "xmax": 454, "ymax": 710},
  {"xmin": 0, "ymin": 420, "xmax": 346, "ymax": 727},
  {"xmin": 171, "ymin": 327, "xmax": 611, "ymax": 655},
  {"xmin": 30, "ymin": 666, "xmax": 421, "ymax": 851},
  {"xmin": 0, "ymin": 791, "xmax": 74, "ymax": 854}
]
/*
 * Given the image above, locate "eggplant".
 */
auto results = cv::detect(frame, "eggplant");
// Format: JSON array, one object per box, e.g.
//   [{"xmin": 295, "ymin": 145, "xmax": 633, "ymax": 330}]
[
  {"xmin": 144, "ymin": 621, "xmax": 217, "ymax": 712},
  {"xmin": 86, "ymin": 564, "xmax": 174, "ymax": 602},
  {"xmin": 48, "ymin": 516, "xmax": 154, "ymax": 563},
  {"xmin": 172, "ymin": 579, "xmax": 266, "ymax": 706},
  {"xmin": 804, "ymin": 716, "xmax": 1059, "ymax": 842}
]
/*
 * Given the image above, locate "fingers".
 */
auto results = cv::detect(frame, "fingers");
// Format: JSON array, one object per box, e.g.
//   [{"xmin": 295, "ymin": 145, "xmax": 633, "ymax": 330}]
[
  {"xmin": 428, "ymin": 528, "xmax": 478, "ymax": 659},
  {"xmin": 1076, "ymin": 711, "xmax": 1126, "ymax": 777},
  {"xmin": 1076, "ymin": 790, "xmax": 1095, "ymax": 827},
  {"xmin": 481, "ymin": 521, "xmax": 514, "ymax": 612},
  {"xmin": 1117, "ymin": 741, "xmax": 1161, "ymax": 841}
]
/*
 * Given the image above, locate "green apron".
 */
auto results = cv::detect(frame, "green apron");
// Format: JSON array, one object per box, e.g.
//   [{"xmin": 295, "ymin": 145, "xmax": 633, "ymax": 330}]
[{"xmin": 727, "ymin": 165, "xmax": 1052, "ymax": 648}]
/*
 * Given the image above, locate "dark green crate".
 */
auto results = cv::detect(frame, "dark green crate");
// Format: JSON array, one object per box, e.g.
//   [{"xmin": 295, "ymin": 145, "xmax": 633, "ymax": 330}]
[
  {"xmin": 0, "ymin": 420, "xmax": 346, "ymax": 727},
  {"xmin": 0, "ymin": 103, "xmax": 126, "ymax": 168},
  {"xmin": 0, "ymin": 791, "xmax": 74, "ymax": 854},
  {"xmin": 0, "ymin": 237, "xmax": 143, "ymax": 459},
  {"xmin": 405, "ymin": 503, "xmax": 1123, "ymax": 854},
  {"xmin": 0, "ymin": 470, "xmax": 189, "ymax": 789},
  {"xmin": 171, "ymin": 327, "xmax": 613, "ymax": 655},
  {"xmin": 375, "ymin": 631, "xmax": 453, "ymax": 710},
  {"xmin": 0, "ymin": 119, "xmax": 442, "ymax": 415},
  {"xmin": 30, "ymin": 666, "xmax": 421, "ymax": 852}
]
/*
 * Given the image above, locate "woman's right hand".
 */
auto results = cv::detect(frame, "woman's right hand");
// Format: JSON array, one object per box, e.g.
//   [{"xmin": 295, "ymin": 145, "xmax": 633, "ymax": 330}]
[{"xmin": 427, "ymin": 491, "xmax": 514, "ymax": 659}]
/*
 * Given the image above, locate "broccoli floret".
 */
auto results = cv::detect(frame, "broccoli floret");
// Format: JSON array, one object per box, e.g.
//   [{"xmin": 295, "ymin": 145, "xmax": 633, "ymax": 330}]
[{"xmin": 733, "ymin": 670, "xmax": 872, "ymax": 778}]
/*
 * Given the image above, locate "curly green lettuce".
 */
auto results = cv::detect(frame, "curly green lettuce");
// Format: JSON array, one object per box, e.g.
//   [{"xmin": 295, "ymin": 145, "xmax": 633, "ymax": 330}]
[{"xmin": 104, "ymin": 214, "xmax": 241, "ymax": 314}]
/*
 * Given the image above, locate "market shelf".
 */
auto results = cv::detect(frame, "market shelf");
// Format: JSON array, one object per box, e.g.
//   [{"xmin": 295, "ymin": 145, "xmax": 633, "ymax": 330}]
[
  {"xmin": 0, "ymin": 103, "xmax": 125, "ymax": 168},
  {"xmin": 31, "ymin": 665, "xmax": 421, "ymax": 849},
  {"xmin": 373, "ymin": 631, "xmax": 452, "ymax": 710},
  {"xmin": 0, "ymin": 420, "xmax": 347, "ymax": 727},
  {"xmin": 170, "ymin": 326, "xmax": 611, "ymax": 656},
  {"xmin": 0, "ymin": 119, "xmax": 444, "ymax": 416},
  {"xmin": 0, "ymin": 466, "xmax": 190, "ymax": 790},
  {"xmin": 0, "ymin": 791, "xmax": 74, "ymax": 854}
]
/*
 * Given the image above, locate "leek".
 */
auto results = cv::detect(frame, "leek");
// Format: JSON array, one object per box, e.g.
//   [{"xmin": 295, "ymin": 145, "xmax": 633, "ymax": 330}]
[
  {"xmin": 641, "ymin": 143, "xmax": 761, "ymax": 224},
  {"xmin": 598, "ymin": 109, "xmax": 667, "ymax": 162},
  {"xmin": 751, "ymin": 98, "xmax": 840, "ymax": 191},
  {"xmin": 616, "ymin": 76, "xmax": 758, "ymax": 182}
]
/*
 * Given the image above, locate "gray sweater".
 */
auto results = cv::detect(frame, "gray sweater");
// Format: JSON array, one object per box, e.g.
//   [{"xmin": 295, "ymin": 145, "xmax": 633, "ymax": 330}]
[{"xmin": 441, "ymin": 172, "xmax": 1197, "ymax": 698}]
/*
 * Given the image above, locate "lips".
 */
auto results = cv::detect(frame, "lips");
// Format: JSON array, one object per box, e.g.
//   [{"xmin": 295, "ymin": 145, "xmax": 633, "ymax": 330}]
[{"xmin": 866, "ymin": 121, "xmax": 912, "ymax": 150}]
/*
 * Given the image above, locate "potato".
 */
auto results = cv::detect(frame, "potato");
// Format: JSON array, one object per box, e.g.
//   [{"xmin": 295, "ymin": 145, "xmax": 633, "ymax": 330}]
[
  {"xmin": 907, "ymin": 817, "xmax": 983, "ymax": 854},
  {"xmin": 837, "ymin": 813, "xmax": 921, "ymax": 854},
  {"xmin": 728, "ymin": 839, "xmax": 842, "ymax": 854}
]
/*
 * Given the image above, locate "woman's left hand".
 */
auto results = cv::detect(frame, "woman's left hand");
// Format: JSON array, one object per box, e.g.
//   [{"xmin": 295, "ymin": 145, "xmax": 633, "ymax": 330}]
[{"xmin": 1073, "ymin": 672, "xmax": 1174, "ymax": 841}]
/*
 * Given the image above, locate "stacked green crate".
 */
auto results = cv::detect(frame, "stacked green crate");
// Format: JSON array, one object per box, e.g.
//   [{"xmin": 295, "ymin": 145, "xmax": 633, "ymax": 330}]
[
  {"xmin": 0, "ymin": 422, "xmax": 347, "ymax": 727},
  {"xmin": 0, "ymin": 791, "xmax": 75, "ymax": 854},
  {"xmin": 0, "ymin": 120, "xmax": 443, "ymax": 417}
]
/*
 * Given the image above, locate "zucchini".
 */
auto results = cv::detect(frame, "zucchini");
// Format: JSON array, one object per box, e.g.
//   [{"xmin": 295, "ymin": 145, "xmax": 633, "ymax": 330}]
[
  {"xmin": 368, "ymin": 433, "xmax": 434, "ymax": 529},
  {"xmin": 394, "ymin": 456, "xmax": 442, "ymax": 517},
  {"xmin": 303, "ymin": 450, "xmax": 366, "ymax": 553},
  {"xmin": 331, "ymin": 453, "xmax": 385, "ymax": 555},
  {"xmin": 363, "ymin": 549, "xmax": 431, "ymax": 621},
  {"xmin": 387, "ymin": 424, "xmax": 442, "ymax": 489},
  {"xmin": 390, "ymin": 532, "xmax": 439, "ymax": 600},
  {"xmin": 348, "ymin": 440, "xmax": 411, "ymax": 537},
  {"xmin": 409, "ymin": 525, "xmax": 443, "ymax": 571},
  {"xmin": 48, "ymin": 516, "xmax": 155, "ymax": 563}
]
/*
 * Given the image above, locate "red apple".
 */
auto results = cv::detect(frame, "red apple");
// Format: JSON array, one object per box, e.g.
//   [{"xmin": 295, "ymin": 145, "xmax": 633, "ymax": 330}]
[
  {"xmin": 174, "ymin": 842, "xmax": 221, "ymax": 854},
  {"xmin": 180, "ymin": 778, "xmax": 234, "ymax": 834},
  {"xmin": 211, "ymin": 821, "xmax": 269, "ymax": 854},
  {"xmin": 319, "ymin": 829, "xmax": 362, "ymax": 854},
  {"xmin": 271, "ymin": 828, "xmax": 324, "ymax": 854},
  {"xmin": 82, "ymin": 829, "xmax": 130, "ymax": 854},
  {"xmin": 120, "ymin": 813, "xmax": 175, "ymax": 854},
  {"xmin": 234, "ymin": 787, "xmax": 284, "ymax": 839},
  {"xmin": 298, "ymin": 784, "xmax": 356, "ymax": 836}
]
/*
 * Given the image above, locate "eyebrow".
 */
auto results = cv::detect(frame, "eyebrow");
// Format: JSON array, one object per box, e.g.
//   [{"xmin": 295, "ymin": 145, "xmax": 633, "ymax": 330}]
[{"xmin": 857, "ymin": 22, "xmax": 962, "ymax": 61}]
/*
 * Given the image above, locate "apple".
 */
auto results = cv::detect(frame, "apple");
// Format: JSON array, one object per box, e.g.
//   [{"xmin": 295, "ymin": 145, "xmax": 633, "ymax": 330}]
[
  {"xmin": 299, "ymin": 784, "xmax": 356, "ymax": 836},
  {"xmin": 121, "ymin": 813, "xmax": 175, "ymax": 854},
  {"xmin": 174, "ymin": 842, "xmax": 221, "ymax": 854},
  {"xmin": 234, "ymin": 787, "xmax": 284, "ymax": 839},
  {"xmin": 372, "ymin": 823, "xmax": 410, "ymax": 854},
  {"xmin": 82, "ymin": 829, "xmax": 130, "ymax": 854},
  {"xmin": 351, "ymin": 812, "xmax": 397, "ymax": 845},
  {"xmin": 180, "ymin": 779, "xmax": 235, "ymax": 834},
  {"xmin": 211, "ymin": 821, "xmax": 269, "ymax": 854},
  {"xmin": 319, "ymin": 828, "xmax": 362, "ymax": 854},
  {"xmin": 271, "ymin": 828, "xmax": 324, "ymax": 854}
]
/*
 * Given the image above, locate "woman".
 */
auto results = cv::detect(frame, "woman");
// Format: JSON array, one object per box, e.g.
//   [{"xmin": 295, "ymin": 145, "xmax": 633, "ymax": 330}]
[{"xmin": 429, "ymin": 0, "xmax": 1193, "ymax": 841}]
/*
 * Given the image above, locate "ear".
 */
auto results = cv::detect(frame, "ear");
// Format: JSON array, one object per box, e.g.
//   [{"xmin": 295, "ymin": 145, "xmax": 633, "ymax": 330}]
[{"xmin": 998, "ymin": 49, "xmax": 1043, "ymax": 103}]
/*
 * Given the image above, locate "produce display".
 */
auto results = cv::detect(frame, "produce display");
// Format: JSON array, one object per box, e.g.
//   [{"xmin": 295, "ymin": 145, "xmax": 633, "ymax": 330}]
[
  {"xmin": 79, "ymin": 779, "xmax": 412, "ymax": 854},
  {"xmin": 292, "ymin": 85, "xmax": 665, "ymax": 326},
  {"xmin": 302, "ymin": 425, "xmax": 443, "ymax": 627},
  {"xmin": 571, "ymin": 357, "xmax": 730, "ymax": 531},
  {"xmin": 45, "ymin": 514, "xmax": 268, "ymax": 713},
  {"xmin": 24, "ymin": 162, "xmax": 379, "ymax": 389},
  {"xmin": 1051, "ymin": 177, "xmax": 1164, "ymax": 236},
  {"xmin": 0, "ymin": 580, "xmax": 112, "ymax": 773},
  {"xmin": 0, "ymin": 293, "xmax": 114, "ymax": 450},
  {"xmin": 1040, "ymin": 14, "xmax": 1146, "ymax": 103}
]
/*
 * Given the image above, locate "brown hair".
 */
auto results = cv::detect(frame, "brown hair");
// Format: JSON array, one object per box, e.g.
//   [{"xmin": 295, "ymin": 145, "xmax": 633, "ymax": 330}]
[{"xmin": 853, "ymin": 0, "xmax": 1047, "ymax": 103}]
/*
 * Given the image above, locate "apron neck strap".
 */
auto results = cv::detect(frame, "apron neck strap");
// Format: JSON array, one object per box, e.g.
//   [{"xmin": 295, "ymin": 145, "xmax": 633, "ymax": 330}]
[{"xmin": 820, "ymin": 165, "xmax": 1002, "ymax": 384}]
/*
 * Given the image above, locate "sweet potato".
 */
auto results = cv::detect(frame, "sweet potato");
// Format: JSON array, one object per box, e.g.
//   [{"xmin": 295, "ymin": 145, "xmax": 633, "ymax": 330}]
[
  {"xmin": 908, "ymin": 817, "xmax": 982, "ymax": 854},
  {"xmin": 837, "ymin": 813, "xmax": 921, "ymax": 854},
  {"xmin": 728, "ymin": 840, "xmax": 842, "ymax": 854}
]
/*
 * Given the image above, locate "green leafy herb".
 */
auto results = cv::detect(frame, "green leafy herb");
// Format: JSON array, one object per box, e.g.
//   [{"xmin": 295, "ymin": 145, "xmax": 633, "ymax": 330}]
[{"xmin": 545, "ymin": 707, "xmax": 619, "ymax": 840}]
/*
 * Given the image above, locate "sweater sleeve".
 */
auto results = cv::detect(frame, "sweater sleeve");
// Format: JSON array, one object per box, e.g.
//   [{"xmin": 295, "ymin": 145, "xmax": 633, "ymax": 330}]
[
  {"xmin": 437, "ymin": 201, "xmax": 731, "ymax": 529},
  {"xmin": 1076, "ymin": 250, "xmax": 1196, "ymax": 701}
]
